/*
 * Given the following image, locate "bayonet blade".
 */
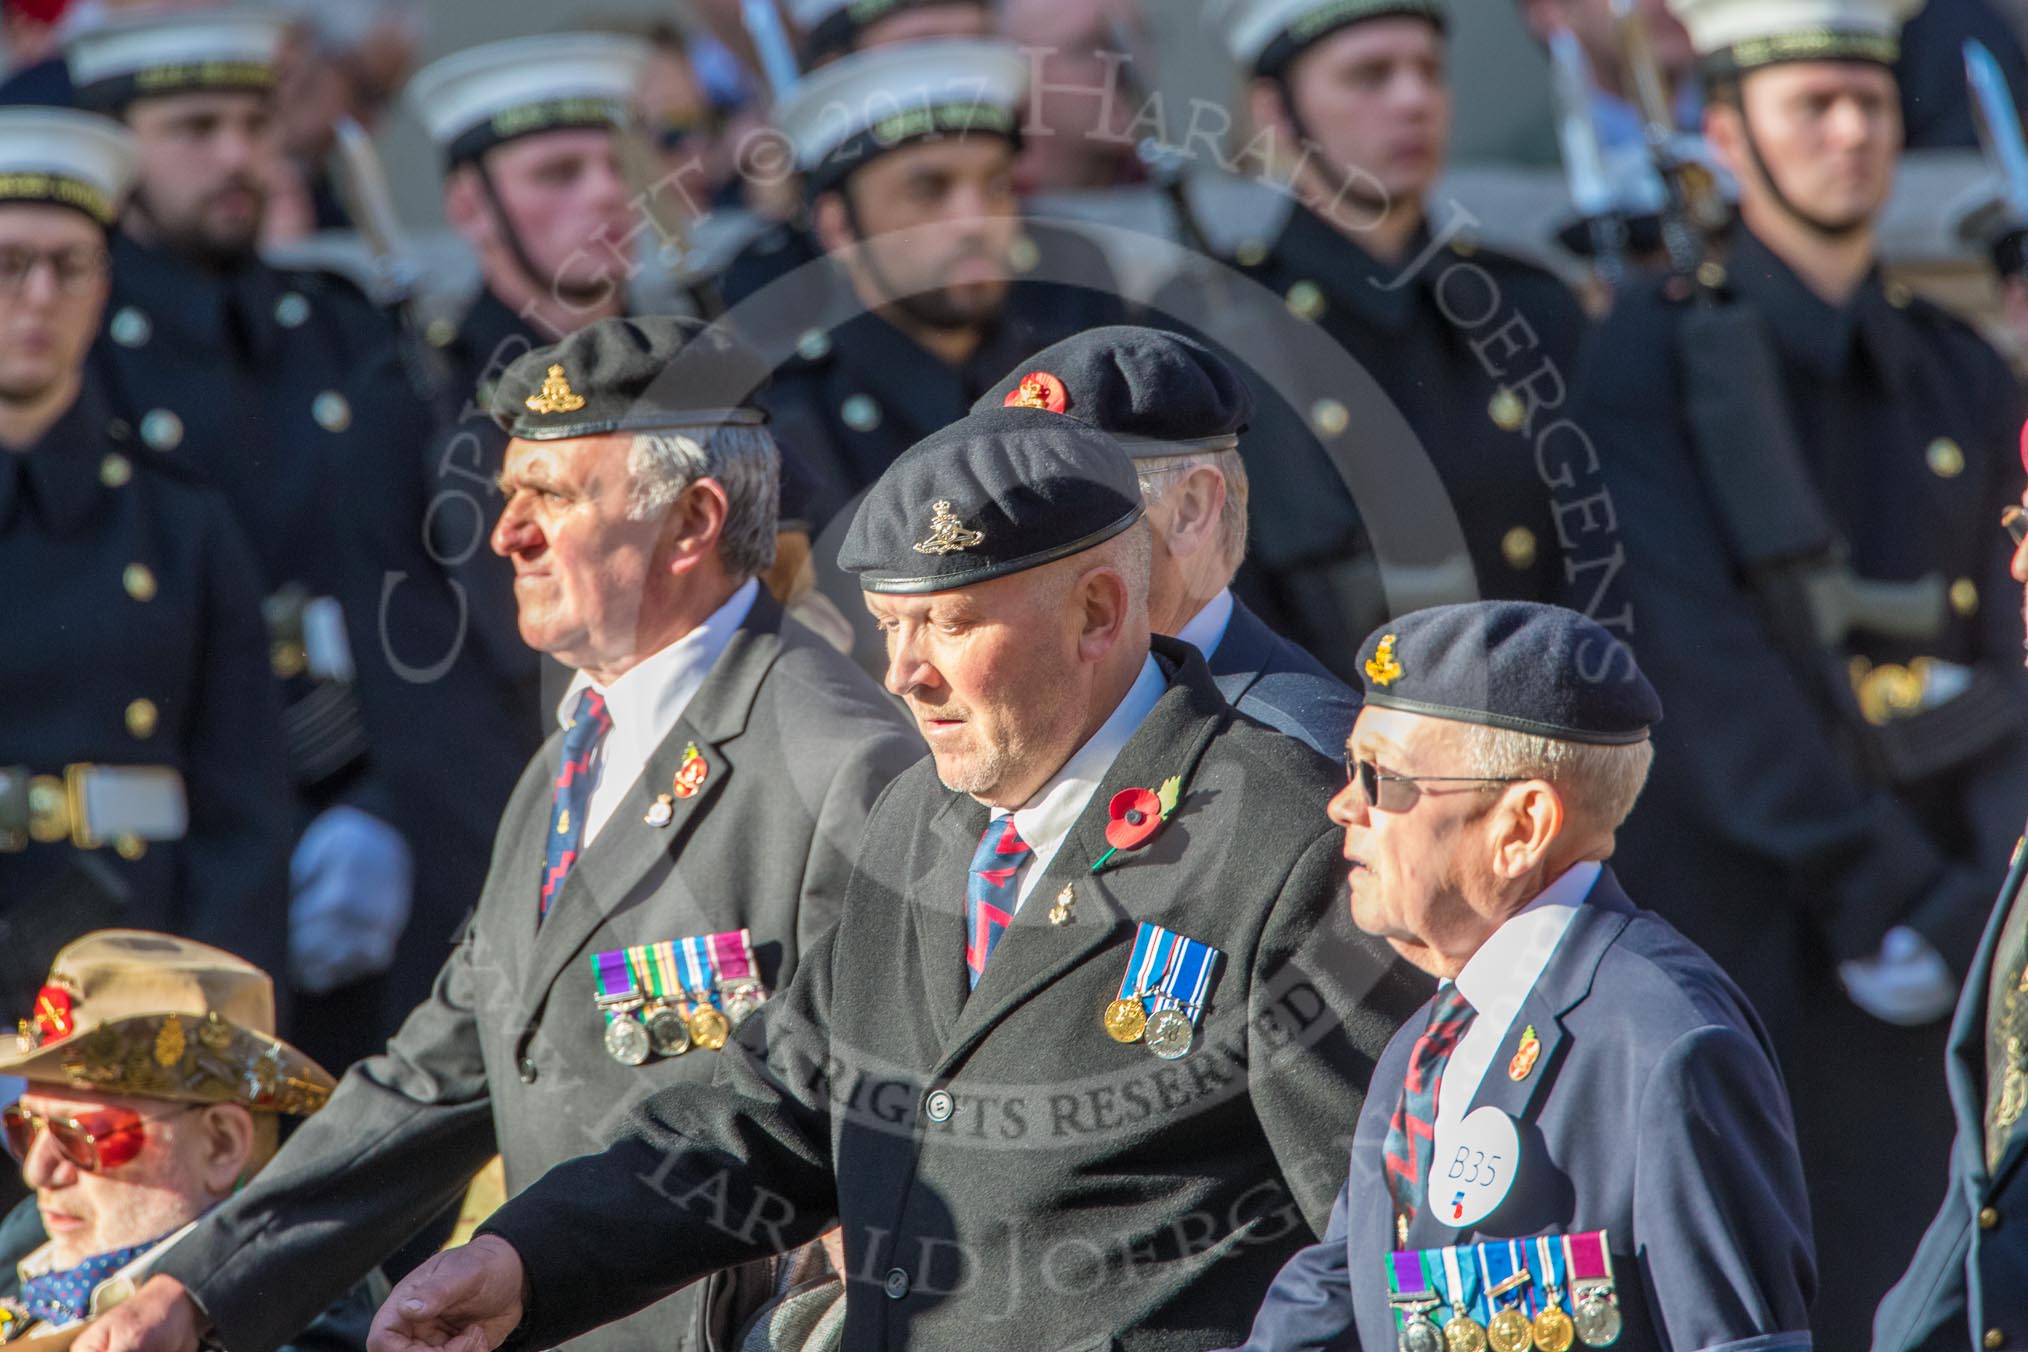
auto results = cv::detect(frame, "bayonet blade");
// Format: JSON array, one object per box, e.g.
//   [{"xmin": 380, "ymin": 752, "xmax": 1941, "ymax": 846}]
[
  {"xmin": 1966, "ymin": 39, "xmax": 2028, "ymax": 225},
  {"xmin": 1549, "ymin": 27, "xmax": 1614, "ymax": 218}
]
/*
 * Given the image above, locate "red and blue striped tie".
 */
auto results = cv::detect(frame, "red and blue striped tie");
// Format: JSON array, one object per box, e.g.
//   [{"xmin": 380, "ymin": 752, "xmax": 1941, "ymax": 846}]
[
  {"xmin": 1382, "ymin": 985, "xmax": 1477, "ymax": 1229},
  {"xmin": 965, "ymin": 816, "xmax": 1029, "ymax": 988},
  {"xmin": 540, "ymin": 689, "xmax": 612, "ymax": 920}
]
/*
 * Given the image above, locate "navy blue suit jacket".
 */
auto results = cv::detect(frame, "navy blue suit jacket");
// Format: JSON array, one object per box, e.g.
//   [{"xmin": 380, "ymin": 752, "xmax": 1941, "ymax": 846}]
[
  {"xmin": 1236, "ymin": 871, "xmax": 1817, "ymax": 1352},
  {"xmin": 1873, "ymin": 837, "xmax": 2028, "ymax": 1352},
  {"xmin": 1208, "ymin": 598, "xmax": 1361, "ymax": 760}
]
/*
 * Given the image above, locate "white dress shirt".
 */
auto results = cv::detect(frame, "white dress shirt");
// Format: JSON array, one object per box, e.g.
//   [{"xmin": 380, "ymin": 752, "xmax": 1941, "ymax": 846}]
[
  {"xmin": 1433, "ymin": 860, "xmax": 1602, "ymax": 1131},
  {"xmin": 989, "ymin": 655, "xmax": 1166, "ymax": 912},
  {"xmin": 1172, "ymin": 587, "xmax": 1236, "ymax": 662},
  {"xmin": 555, "ymin": 578, "xmax": 759, "ymax": 848}
]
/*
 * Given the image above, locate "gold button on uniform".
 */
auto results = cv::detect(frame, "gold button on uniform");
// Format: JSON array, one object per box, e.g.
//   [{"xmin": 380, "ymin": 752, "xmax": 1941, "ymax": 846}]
[
  {"xmin": 125, "ymin": 698, "xmax": 158, "ymax": 739},
  {"xmin": 123, "ymin": 563, "xmax": 156, "ymax": 602},
  {"xmin": 1928, "ymin": 438, "xmax": 1966, "ymax": 478},
  {"xmin": 1985, "ymin": 1329, "xmax": 2005, "ymax": 1350},
  {"xmin": 114, "ymin": 835, "xmax": 146, "ymax": 861},
  {"xmin": 1235, "ymin": 239, "xmax": 1268, "ymax": 267},
  {"xmin": 796, "ymin": 327, "xmax": 832, "ymax": 362},
  {"xmin": 1310, "ymin": 399, "xmax": 1349, "ymax": 437},
  {"xmin": 1451, "ymin": 235, "xmax": 1478, "ymax": 258},
  {"xmin": 1286, "ymin": 280, "xmax": 1325, "ymax": 321},
  {"xmin": 1981, "ymin": 1206, "xmax": 2002, "ymax": 1230},
  {"xmin": 425, "ymin": 318, "xmax": 457, "ymax": 348},
  {"xmin": 1007, "ymin": 235, "xmax": 1040, "ymax": 274},
  {"xmin": 1502, "ymin": 526, "xmax": 1538, "ymax": 570},
  {"xmin": 1697, "ymin": 261, "xmax": 1728, "ymax": 290},
  {"xmin": 1887, "ymin": 281, "xmax": 1913, "ymax": 309},
  {"xmin": 1953, "ymin": 578, "xmax": 1980, "ymax": 616},
  {"xmin": 1489, "ymin": 388, "xmax": 1526, "ymax": 432},
  {"xmin": 99, "ymin": 453, "xmax": 131, "ymax": 488}
]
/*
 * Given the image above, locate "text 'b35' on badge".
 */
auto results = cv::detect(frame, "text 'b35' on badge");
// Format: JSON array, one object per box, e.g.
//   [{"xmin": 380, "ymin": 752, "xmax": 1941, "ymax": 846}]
[{"xmin": 1429, "ymin": 1106, "xmax": 1519, "ymax": 1229}]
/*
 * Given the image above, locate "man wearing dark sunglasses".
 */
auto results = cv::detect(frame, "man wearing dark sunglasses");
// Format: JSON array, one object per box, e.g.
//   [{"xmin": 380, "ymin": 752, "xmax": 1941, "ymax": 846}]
[
  {"xmin": 1239, "ymin": 600, "xmax": 1815, "ymax": 1352},
  {"xmin": 0, "ymin": 930, "xmax": 366, "ymax": 1351}
]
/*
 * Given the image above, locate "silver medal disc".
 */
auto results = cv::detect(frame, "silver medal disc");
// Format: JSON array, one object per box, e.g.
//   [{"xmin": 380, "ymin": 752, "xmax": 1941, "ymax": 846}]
[
  {"xmin": 644, "ymin": 1005, "xmax": 691, "ymax": 1057},
  {"xmin": 1401, "ymin": 1316, "xmax": 1445, "ymax": 1352},
  {"xmin": 1573, "ymin": 1297, "xmax": 1621, "ymax": 1349},
  {"xmin": 604, "ymin": 1014, "xmax": 650, "ymax": 1065},
  {"xmin": 723, "ymin": 989, "xmax": 763, "ymax": 1026},
  {"xmin": 1144, "ymin": 1007, "xmax": 1195, "ymax": 1060}
]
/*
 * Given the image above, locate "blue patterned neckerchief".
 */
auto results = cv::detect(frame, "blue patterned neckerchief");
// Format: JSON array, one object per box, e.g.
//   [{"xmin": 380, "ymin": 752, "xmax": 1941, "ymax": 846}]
[{"xmin": 19, "ymin": 1232, "xmax": 170, "ymax": 1325}]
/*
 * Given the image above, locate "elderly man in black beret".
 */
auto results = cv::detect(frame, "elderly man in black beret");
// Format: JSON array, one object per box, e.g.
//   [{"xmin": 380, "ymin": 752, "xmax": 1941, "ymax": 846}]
[
  {"xmin": 974, "ymin": 325, "xmax": 1360, "ymax": 758},
  {"xmin": 75, "ymin": 316, "xmax": 922, "ymax": 1352},
  {"xmin": 1239, "ymin": 600, "xmax": 1817, "ymax": 1352},
  {"xmin": 361, "ymin": 404, "xmax": 1427, "ymax": 1349}
]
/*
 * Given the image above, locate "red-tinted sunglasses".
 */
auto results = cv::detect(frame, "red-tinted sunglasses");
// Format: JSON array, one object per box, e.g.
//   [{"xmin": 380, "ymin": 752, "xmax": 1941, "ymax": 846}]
[{"xmin": 1, "ymin": 1102, "xmax": 197, "ymax": 1173}]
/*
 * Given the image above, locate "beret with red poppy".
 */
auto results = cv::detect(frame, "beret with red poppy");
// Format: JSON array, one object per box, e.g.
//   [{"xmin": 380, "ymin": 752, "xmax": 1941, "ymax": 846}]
[{"xmin": 971, "ymin": 325, "xmax": 1253, "ymax": 459}]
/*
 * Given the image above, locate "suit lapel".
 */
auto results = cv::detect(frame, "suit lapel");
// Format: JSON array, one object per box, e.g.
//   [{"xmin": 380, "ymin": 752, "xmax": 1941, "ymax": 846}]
[
  {"xmin": 1971, "ymin": 838, "xmax": 2028, "ymax": 1193},
  {"xmin": 1206, "ymin": 597, "xmax": 1272, "ymax": 710},
  {"xmin": 932, "ymin": 643, "xmax": 1228, "ymax": 1073},
  {"xmin": 516, "ymin": 601, "xmax": 785, "ymax": 1024}
]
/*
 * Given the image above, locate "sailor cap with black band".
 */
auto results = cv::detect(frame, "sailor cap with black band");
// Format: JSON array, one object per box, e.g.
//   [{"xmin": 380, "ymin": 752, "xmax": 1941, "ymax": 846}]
[
  {"xmin": 788, "ymin": 0, "xmax": 989, "ymax": 65},
  {"xmin": 408, "ymin": 33, "xmax": 651, "ymax": 167},
  {"xmin": 972, "ymin": 325, "xmax": 1253, "ymax": 460},
  {"xmin": 839, "ymin": 406, "xmax": 1145, "ymax": 594},
  {"xmin": 493, "ymin": 315, "xmax": 771, "ymax": 442},
  {"xmin": 773, "ymin": 38, "xmax": 1027, "ymax": 196},
  {"xmin": 1215, "ymin": 0, "xmax": 1447, "ymax": 78},
  {"xmin": 67, "ymin": 9, "xmax": 286, "ymax": 114},
  {"xmin": 0, "ymin": 107, "xmax": 138, "ymax": 228},
  {"xmin": 1353, "ymin": 601, "xmax": 1663, "ymax": 745},
  {"xmin": 1668, "ymin": 0, "xmax": 1924, "ymax": 79}
]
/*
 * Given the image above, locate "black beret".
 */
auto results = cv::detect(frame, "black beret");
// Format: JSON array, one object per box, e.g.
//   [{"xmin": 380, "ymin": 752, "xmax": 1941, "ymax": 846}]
[
  {"xmin": 970, "ymin": 325, "xmax": 1253, "ymax": 459},
  {"xmin": 1354, "ymin": 602, "xmax": 1661, "ymax": 745},
  {"xmin": 493, "ymin": 316, "xmax": 770, "ymax": 441},
  {"xmin": 839, "ymin": 407, "xmax": 1144, "ymax": 594}
]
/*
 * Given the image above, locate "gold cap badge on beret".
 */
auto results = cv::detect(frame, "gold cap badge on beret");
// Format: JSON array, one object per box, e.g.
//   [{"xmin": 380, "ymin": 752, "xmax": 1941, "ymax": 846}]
[
  {"xmin": 1004, "ymin": 371, "xmax": 1069, "ymax": 414},
  {"xmin": 914, "ymin": 500, "xmax": 986, "ymax": 556},
  {"xmin": 526, "ymin": 364, "xmax": 586, "ymax": 416},
  {"xmin": 1365, "ymin": 633, "xmax": 1404, "ymax": 686},
  {"xmin": 0, "ymin": 931, "xmax": 334, "ymax": 1116}
]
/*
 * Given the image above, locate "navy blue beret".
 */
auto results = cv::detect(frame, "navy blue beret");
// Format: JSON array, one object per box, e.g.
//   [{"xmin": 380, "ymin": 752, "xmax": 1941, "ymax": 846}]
[
  {"xmin": 970, "ymin": 325, "xmax": 1253, "ymax": 458},
  {"xmin": 839, "ymin": 406, "xmax": 1144, "ymax": 594},
  {"xmin": 1355, "ymin": 601, "xmax": 1661, "ymax": 745},
  {"xmin": 493, "ymin": 316, "xmax": 769, "ymax": 441}
]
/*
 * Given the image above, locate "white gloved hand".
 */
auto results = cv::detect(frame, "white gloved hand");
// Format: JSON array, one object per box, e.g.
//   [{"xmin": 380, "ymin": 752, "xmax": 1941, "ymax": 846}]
[
  {"xmin": 1838, "ymin": 925, "xmax": 1958, "ymax": 1027},
  {"xmin": 288, "ymin": 805, "xmax": 414, "ymax": 995}
]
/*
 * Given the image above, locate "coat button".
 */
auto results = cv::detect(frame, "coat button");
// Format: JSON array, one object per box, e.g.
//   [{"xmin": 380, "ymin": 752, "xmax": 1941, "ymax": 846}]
[
  {"xmin": 312, "ymin": 391, "xmax": 352, "ymax": 433},
  {"xmin": 1927, "ymin": 437, "xmax": 1966, "ymax": 478},
  {"xmin": 841, "ymin": 394, "xmax": 881, "ymax": 433},
  {"xmin": 1285, "ymin": 280, "xmax": 1324, "ymax": 321},
  {"xmin": 109, "ymin": 306, "xmax": 151, "ymax": 348},
  {"xmin": 275, "ymin": 292, "xmax": 311, "ymax": 328},
  {"xmin": 1987, "ymin": 1330, "xmax": 2006, "ymax": 1350},
  {"xmin": 517, "ymin": 1058, "xmax": 538, "ymax": 1084},
  {"xmin": 1310, "ymin": 398, "xmax": 1349, "ymax": 438},
  {"xmin": 1952, "ymin": 578, "xmax": 1980, "ymax": 617},
  {"xmin": 882, "ymin": 1268, "xmax": 909, "ymax": 1300},
  {"xmin": 123, "ymin": 563, "xmax": 156, "ymax": 602},
  {"xmin": 125, "ymin": 699, "xmax": 158, "ymax": 740},
  {"xmin": 139, "ymin": 409, "xmax": 183, "ymax": 451},
  {"xmin": 100, "ymin": 453, "xmax": 132, "ymax": 487},
  {"xmin": 1982, "ymin": 1206, "xmax": 2002, "ymax": 1230},
  {"xmin": 1501, "ymin": 526, "xmax": 1538, "ymax": 571},
  {"xmin": 924, "ymin": 1089, "xmax": 954, "ymax": 1123}
]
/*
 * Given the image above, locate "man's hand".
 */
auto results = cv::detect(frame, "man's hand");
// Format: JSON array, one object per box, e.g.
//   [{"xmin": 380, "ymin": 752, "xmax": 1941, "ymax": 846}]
[
  {"xmin": 74, "ymin": 1274, "xmax": 203, "ymax": 1352},
  {"xmin": 368, "ymin": 1236, "xmax": 526, "ymax": 1352}
]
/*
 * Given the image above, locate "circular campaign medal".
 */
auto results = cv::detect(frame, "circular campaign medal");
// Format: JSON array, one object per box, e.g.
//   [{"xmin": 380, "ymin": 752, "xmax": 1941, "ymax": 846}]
[
  {"xmin": 723, "ymin": 985, "xmax": 765, "ymax": 1027},
  {"xmin": 604, "ymin": 1013, "xmax": 650, "ymax": 1066},
  {"xmin": 1442, "ymin": 1244, "xmax": 1488, "ymax": 1352},
  {"xmin": 1574, "ymin": 1295, "xmax": 1621, "ymax": 1349},
  {"xmin": 1103, "ymin": 994, "xmax": 1148, "ymax": 1043},
  {"xmin": 1144, "ymin": 1006, "xmax": 1195, "ymax": 1060},
  {"xmin": 644, "ymin": 1002, "xmax": 691, "ymax": 1056},
  {"xmin": 1533, "ymin": 1300, "xmax": 1575, "ymax": 1352},
  {"xmin": 688, "ymin": 1003, "xmax": 731, "ymax": 1051},
  {"xmin": 1445, "ymin": 1314, "xmax": 1489, "ymax": 1352},
  {"xmin": 1487, "ymin": 1308, "xmax": 1534, "ymax": 1352},
  {"xmin": 1397, "ymin": 1301, "xmax": 1445, "ymax": 1352}
]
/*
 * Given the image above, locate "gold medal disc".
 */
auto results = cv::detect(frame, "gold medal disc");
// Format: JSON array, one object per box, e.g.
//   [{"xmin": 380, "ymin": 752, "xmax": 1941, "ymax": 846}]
[
  {"xmin": 1103, "ymin": 998, "xmax": 1147, "ymax": 1043},
  {"xmin": 1445, "ymin": 1315, "xmax": 1489, "ymax": 1352},
  {"xmin": 1487, "ymin": 1308, "xmax": 1534, "ymax": 1352},
  {"xmin": 688, "ymin": 1005, "xmax": 731, "ymax": 1050},
  {"xmin": 1532, "ymin": 1306, "xmax": 1575, "ymax": 1352}
]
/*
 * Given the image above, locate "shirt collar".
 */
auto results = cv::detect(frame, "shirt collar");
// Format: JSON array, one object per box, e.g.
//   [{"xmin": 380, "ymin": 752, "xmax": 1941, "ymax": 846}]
[
  {"xmin": 999, "ymin": 654, "xmax": 1167, "ymax": 862},
  {"xmin": 1173, "ymin": 588, "xmax": 1236, "ymax": 661},
  {"xmin": 556, "ymin": 578, "xmax": 760, "ymax": 737},
  {"xmin": 1451, "ymin": 860, "xmax": 1603, "ymax": 1029}
]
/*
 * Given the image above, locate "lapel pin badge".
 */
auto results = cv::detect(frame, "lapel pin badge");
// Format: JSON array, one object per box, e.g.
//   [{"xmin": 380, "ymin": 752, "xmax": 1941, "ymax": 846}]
[
  {"xmin": 1508, "ymin": 1023, "xmax": 1541, "ymax": 1081},
  {"xmin": 1048, "ymin": 883, "xmax": 1075, "ymax": 926},
  {"xmin": 673, "ymin": 742, "xmax": 709, "ymax": 799},
  {"xmin": 644, "ymin": 794, "xmax": 675, "ymax": 828}
]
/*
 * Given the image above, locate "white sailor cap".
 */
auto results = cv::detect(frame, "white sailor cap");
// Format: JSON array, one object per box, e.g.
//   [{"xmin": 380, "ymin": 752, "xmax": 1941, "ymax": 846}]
[
  {"xmin": 1668, "ymin": 0, "xmax": 1925, "ymax": 74},
  {"xmin": 67, "ymin": 9, "xmax": 286, "ymax": 112},
  {"xmin": 773, "ymin": 37, "xmax": 1026, "ymax": 193},
  {"xmin": 786, "ymin": 0, "xmax": 989, "ymax": 63},
  {"xmin": 1213, "ymin": 0, "xmax": 1446, "ymax": 77},
  {"xmin": 0, "ymin": 108, "xmax": 138, "ymax": 226},
  {"xmin": 407, "ymin": 33, "xmax": 651, "ymax": 166}
]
